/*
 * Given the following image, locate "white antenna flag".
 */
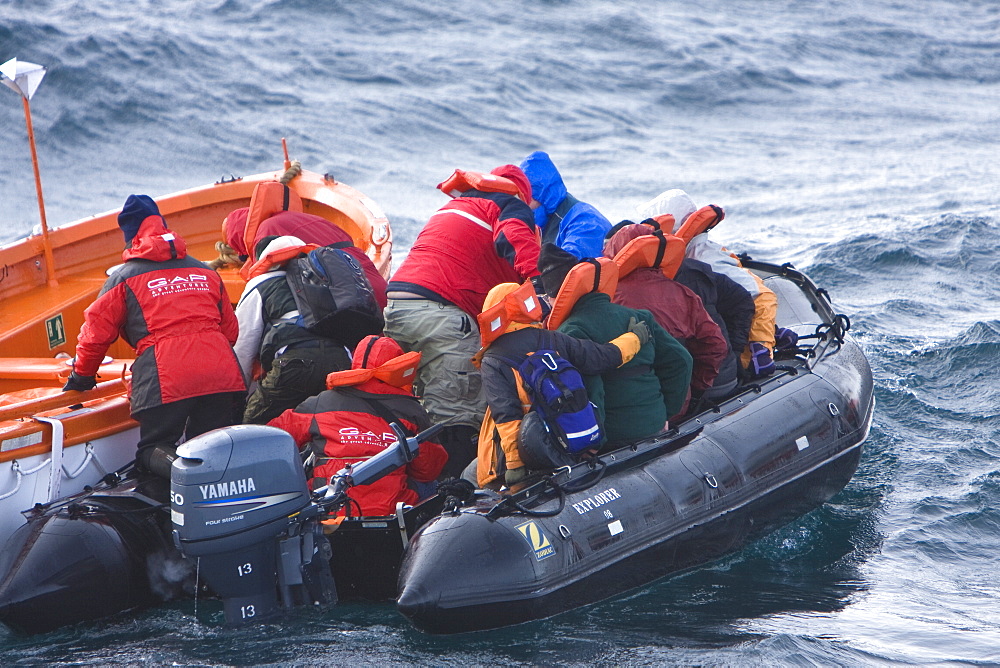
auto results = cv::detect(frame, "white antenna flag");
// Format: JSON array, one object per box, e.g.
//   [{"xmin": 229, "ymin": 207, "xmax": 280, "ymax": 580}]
[{"xmin": 1, "ymin": 58, "xmax": 47, "ymax": 100}]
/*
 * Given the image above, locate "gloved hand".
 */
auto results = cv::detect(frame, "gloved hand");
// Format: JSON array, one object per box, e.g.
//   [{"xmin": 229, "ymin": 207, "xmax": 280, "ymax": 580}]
[
  {"xmin": 627, "ymin": 317, "xmax": 651, "ymax": 346},
  {"xmin": 62, "ymin": 371, "xmax": 97, "ymax": 392},
  {"xmin": 504, "ymin": 466, "xmax": 528, "ymax": 487},
  {"xmin": 774, "ymin": 326, "xmax": 799, "ymax": 352},
  {"xmin": 748, "ymin": 342, "xmax": 775, "ymax": 378},
  {"xmin": 530, "ymin": 275, "xmax": 553, "ymax": 319}
]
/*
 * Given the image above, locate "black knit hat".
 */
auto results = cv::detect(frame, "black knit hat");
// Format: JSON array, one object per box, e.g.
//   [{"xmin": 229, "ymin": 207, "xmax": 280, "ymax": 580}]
[
  {"xmin": 118, "ymin": 194, "xmax": 161, "ymax": 246},
  {"xmin": 538, "ymin": 242, "xmax": 580, "ymax": 297}
]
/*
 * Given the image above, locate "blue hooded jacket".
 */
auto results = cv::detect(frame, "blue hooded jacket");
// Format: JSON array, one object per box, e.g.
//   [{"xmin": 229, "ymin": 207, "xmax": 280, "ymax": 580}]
[{"xmin": 519, "ymin": 151, "xmax": 612, "ymax": 260}]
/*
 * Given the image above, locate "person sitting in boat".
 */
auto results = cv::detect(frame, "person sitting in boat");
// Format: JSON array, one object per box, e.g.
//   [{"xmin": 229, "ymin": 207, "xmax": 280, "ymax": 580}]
[
  {"xmin": 472, "ymin": 281, "xmax": 647, "ymax": 490},
  {"xmin": 214, "ymin": 181, "xmax": 387, "ymax": 308},
  {"xmin": 604, "ymin": 218, "xmax": 756, "ymax": 401},
  {"xmin": 62, "ymin": 195, "xmax": 247, "ymax": 478},
  {"xmin": 538, "ymin": 243, "xmax": 693, "ymax": 448},
  {"xmin": 636, "ymin": 189, "xmax": 777, "ymax": 379},
  {"xmin": 604, "ymin": 222, "xmax": 730, "ymax": 407},
  {"xmin": 233, "ymin": 235, "xmax": 353, "ymax": 424},
  {"xmin": 519, "ymin": 151, "xmax": 612, "ymax": 260},
  {"xmin": 267, "ymin": 335, "xmax": 448, "ymax": 516},
  {"xmin": 384, "ymin": 164, "xmax": 541, "ymax": 480}
]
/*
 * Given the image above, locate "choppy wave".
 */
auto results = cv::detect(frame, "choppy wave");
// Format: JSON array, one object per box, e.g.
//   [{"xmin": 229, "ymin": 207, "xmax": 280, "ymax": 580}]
[{"xmin": 3, "ymin": 0, "xmax": 1000, "ymax": 663}]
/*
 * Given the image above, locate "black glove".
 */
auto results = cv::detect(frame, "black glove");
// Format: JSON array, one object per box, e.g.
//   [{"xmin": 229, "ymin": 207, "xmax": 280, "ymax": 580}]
[
  {"xmin": 627, "ymin": 316, "xmax": 651, "ymax": 346},
  {"xmin": 504, "ymin": 466, "xmax": 528, "ymax": 487},
  {"xmin": 748, "ymin": 342, "xmax": 775, "ymax": 378},
  {"xmin": 774, "ymin": 326, "xmax": 799, "ymax": 352},
  {"xmin": 62, "ymin": 371, "xmax": 97, "ymax": 392}
]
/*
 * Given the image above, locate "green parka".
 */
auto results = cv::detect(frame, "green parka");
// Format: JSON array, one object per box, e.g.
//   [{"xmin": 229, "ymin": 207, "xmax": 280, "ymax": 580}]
[{"xmin": 557, "ymin": 292, "xmax": 693, "ymax": 445}]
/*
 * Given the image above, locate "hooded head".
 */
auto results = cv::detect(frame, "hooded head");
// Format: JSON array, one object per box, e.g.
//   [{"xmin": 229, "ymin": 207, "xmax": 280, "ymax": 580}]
[
  {"xmin": 223, "ymin": 207, "xmax": 250, "ymax": 258},
  {"xmin": 352, "ymin": 334, "xmax": 405, "ymax": 371},
  {"xmin": 489, "ymin": 164, "xmax": 532, "ymax": 205},
  {"xmin": 635, "ymin": 189, "xmax": 696, "ymax": 234},
  {"xmin": 118, "ymin": 195, "xmax": 163, "ymax": 247},
  {"xmin": 605, "ymin": 223, "xmax": 652, "ymax": 258},
  {"xmin": 519, "ymin": 151, "xmax": 568, "ymax": 226},
  {"xmin": 326, "ymin": 334, "xmax": 421, "ymax": 394},
  {"xmin": 537, "ymin": 242, "xmax": 581, "ymax": 297},
  {"xmin": 244, "ymin": 235, "xmax": 314, "ymax": 279}
]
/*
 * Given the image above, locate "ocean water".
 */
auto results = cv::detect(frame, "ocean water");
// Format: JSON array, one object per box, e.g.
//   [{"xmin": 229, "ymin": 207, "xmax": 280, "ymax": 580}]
[{"xmin": 2, "ymin": 0, "xmax": 999, "ymax": 664}]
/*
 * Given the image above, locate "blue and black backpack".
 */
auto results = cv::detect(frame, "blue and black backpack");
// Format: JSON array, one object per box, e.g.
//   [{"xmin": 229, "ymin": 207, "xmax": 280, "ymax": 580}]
[{"xmin": 516, "ymin": 350, "xmax": 603, "ymax": 454}]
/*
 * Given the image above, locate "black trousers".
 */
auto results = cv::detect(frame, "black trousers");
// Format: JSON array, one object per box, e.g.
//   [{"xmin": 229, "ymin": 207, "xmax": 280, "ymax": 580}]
[{"xmin": 135, "ymin": 392, "xmax": 245, "ymax": 467}]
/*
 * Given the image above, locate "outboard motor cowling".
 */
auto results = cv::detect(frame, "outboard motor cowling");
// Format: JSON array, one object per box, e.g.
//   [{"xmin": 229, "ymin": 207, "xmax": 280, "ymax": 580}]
[{"xmin": 171, "ymin": 425, "xmax": 333, "ymax": 624}]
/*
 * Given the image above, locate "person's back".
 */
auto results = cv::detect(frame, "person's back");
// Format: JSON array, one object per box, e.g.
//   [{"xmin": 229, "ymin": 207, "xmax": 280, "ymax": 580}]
[
  {"xmin": 673, "ymin": 256, "xmax": 754, "ymax": 391},
  {"xmin": 268, "ymin": 335, "xmax": 448, "ymax": 516},
  {"xmin": 224, "ymin": 204, "xmax": 388, "ymax": 309},
  {"xmin": 65, "ymin": 195, "xmax": 246, "ymax": 477},
  {"xmin": 604, "ymin": 223, "xmax": 729, "ymax": 402},
  {"xmin": 387, "ymin": 166, "xmax": 540, "ymax": 317},
  {"xmin": 520, "ymin": 151, "xmax": 611, "ymax": 260},
  {"xmin": 538, "ymin": 244, "xmax": 692, "ymax": 447},
  {"xmin": 637, "ymin": 188, "xmax": 777, "ymax": 379},
  {"xmin": 384, "ymin": 165, "xmax": 541, "ymax": 478},
  {"xmin": 474, "ymin": 282, "xmax": 645, "ymax": 489},
  {"xmin": 234, "ymin": 236, "xmax": 352, "ymax": 424}
]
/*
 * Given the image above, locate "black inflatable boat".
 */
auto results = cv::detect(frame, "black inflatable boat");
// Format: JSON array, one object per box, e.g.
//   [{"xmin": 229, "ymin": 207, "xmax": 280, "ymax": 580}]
[
  {"xmin": 0, "ymin": 259, "xmax": 873, "ymax": 635},
  {"xmin": 395, "ymin": 259, "xmax": 874, "ymax": 633}
]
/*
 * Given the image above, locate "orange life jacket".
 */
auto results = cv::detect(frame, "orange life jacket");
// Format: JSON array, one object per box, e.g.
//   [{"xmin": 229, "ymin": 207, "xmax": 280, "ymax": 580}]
[
  {"xmin": 243, "ymin": 242, "xmax": 320, "ymax": 279},
  {"xmin": 546, "ymin": 257, "xmax": 619, "ymax": 331},
  {"xmin": 476, "ymin": 281, "xmax": 545, "ymax": 349},
  {"xmin": 325, "ymin": 351, "xmax": 422, "ymax": 392},
  {"xmin": 613, "ymin": 230, "xmax": 686, "ymax": 280},
  {"xmin": 675, "ymin": 204, "xmax": 725, "ymax": 245},
  {"xmin": 241, "ymin": 182, "xmax": 304, "ymax": 279},
  {"xmin": 642, "ymin": 214, "xmax": 676, "ymax": 233},
  {"xmin": 436, "ymin": 169, "xmax": 522, "ymax": 200}
]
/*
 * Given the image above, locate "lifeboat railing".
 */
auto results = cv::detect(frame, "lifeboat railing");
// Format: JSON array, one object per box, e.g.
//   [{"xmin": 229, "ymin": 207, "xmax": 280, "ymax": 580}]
[{"xmin": 0, "ymin": 377, "xmax": 128, "ymax": 423}]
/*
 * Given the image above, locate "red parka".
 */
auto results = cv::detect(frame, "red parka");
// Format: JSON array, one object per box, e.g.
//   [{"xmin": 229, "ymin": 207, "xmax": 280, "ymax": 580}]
[
  {"xmin": 268, "ymin": 336, "xmax": 448, "ymax": 516},
  {"xmin": 387, "ymin": 170, "xmax": 540, "ymax": 317},
  {"xmin": 73, "ymin": 216, "xmax": 246, "ymax": 414}
]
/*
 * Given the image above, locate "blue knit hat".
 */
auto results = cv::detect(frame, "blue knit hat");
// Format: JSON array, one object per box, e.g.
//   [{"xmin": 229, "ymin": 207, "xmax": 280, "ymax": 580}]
[{"xmin": 118, "ymin": 194, "xmax": 161, "ymax": 246}]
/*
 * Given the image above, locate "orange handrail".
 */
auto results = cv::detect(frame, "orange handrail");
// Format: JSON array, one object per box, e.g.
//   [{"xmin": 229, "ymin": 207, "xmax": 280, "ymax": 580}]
[{"xmin": 0, "ymin": 377, "xmax": 128, "ymax": 422}]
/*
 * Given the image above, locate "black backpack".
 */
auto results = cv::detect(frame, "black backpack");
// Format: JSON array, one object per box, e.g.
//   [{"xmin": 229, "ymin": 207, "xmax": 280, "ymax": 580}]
[{"xmin": 285, "ymin": 243, "xmax": 384, "ymax": 349}]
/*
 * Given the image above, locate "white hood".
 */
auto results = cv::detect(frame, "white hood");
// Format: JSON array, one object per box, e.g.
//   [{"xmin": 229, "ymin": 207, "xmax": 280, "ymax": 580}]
[{"xmin": 635, "ymin": 189, "xmax": 696, "ymax": 234}]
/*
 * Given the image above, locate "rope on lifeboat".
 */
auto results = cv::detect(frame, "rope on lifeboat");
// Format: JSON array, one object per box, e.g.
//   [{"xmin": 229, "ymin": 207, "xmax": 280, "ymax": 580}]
[{"xmin": 279, "ymin": 160, "xmax": 302, "ymax": 185}]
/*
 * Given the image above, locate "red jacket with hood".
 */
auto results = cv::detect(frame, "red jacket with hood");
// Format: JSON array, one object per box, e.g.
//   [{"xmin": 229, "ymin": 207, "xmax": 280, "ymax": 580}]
[
  {"xmin": 268, "ymin": 335, "xmax": 448, "ymax": 517},
  {"xmin": 74, "ymin": 216, "xmax": 246, "ymax": 414},
  {"xmin": 387, "ymin": 165, "xmax": 541, "ymax": 317}
]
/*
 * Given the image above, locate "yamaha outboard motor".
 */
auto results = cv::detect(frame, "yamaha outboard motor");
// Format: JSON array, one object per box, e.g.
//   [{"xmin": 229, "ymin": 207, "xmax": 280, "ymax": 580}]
[{"xmin": 171, "ymin": 425, "xmax": 335, "ymax": 625}]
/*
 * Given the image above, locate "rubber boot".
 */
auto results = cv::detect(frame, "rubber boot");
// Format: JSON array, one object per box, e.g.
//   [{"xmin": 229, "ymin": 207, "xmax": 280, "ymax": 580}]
[
  {"xmin": 436, "ymin": 425, "xmax": 478, "ymax": 480},
  {"xmin": 136, "ymin": 444, "xmax": 178, "ymax": 480}
]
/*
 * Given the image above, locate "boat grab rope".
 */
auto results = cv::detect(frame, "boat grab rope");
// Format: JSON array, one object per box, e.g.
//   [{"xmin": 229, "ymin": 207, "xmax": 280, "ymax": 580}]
[
  {"xmin": 0, "ymin": 442, "xmax": 115, "ymax": 502},
  {"xmin": 487, "ymin": 457, "xmax": 609, "ymax": 519}
]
